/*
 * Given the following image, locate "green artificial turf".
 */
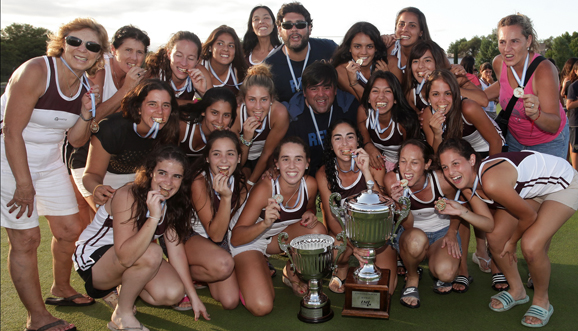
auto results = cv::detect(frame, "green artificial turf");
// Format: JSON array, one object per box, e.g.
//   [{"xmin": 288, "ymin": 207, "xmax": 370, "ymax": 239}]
[{"xmin": 2, "ymin": 212, "xmax": 578, "ymax": 331}]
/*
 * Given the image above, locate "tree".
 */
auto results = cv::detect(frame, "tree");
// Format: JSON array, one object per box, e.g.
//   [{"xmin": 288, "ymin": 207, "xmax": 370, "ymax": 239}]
[
  {"xmin": 546, "ymin": 35, "xmax": 574, "ymax": 72},
  {"xmin": 1, "ymin": 23, "xmax": 51, "ymax": 81},
  {"xmin": 476, "ymin": 31, "xmax": 500, "ymax": 67}
]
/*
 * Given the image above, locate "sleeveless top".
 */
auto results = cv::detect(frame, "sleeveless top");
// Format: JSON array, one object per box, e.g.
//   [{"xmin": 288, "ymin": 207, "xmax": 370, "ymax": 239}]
[
  {"xmin": 334, "ymin": 165, "xmax": 366, "ymax": 199},
  {"xmin": 499, "ymin": 53, "xmax": 566, "ymax": 145},
  {"xmin": 102, "ymin": 54, "xmax": 118, "ymax": 101},
  {"xmin": 204, "ymin": 61, "xmax": 240, "ymax": 95},
  {"xmin": 239, "ymin": 103, "xmax": 272, "ymax": 161},
  {"xmin": 180, "ymin": 122, "xmax": 205, "ymax": 158},
  {"xmin": 413, "ymin": 88, "xmax": 429, "ymax": 111},
  {"xmin": 461, "ymin": 113, "xmax": 505, "ymax": 153},
  {"xmin": 366, "ymin": 118, "xmax": 404, "ymax": 163}
]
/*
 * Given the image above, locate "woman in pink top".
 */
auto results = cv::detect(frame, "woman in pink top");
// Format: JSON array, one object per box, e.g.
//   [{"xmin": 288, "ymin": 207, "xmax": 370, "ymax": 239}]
[{"xmin": 484, "ymin": 14, "xmax": 568, "ymax": 158}]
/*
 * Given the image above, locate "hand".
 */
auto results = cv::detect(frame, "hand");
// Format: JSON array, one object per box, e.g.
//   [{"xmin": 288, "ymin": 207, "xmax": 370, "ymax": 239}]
[
  {"xmin": 499, "ymin": 239, "xmax": 518, "ymax": 265},
  {"xmin": 300, "ymin": 211, "xmax": 318, "ymax": 229},
  {"xmin": 352, "ymin": 247, "xmax": 370, "ymax": 265},
  {"xmin": 146, "ymin": 189, "xmax": 165, "ymax": 220},
  {"xmin": 375, "ymin": 59, "xmax": 389, "ymax": 72},
  {"xmin": 390, "ymin": 181, "xmax": 404, "ymax": 203},
  {"xmin": 450, "ymin": 64, "xmax": 466, "ymax": 77},
  {"xmin": 436, "ymin": 199, "xmax": 468, "ymax": 216},
  {"xmin": 242, "ymin": 116, "xmax": 261, "ymax": 141},
  {"xmin": 190, "ymin": 295, "xmax": 210, "ymax": 321},
  {"xmin": 353, "ymin": 148, "xmax": 371, "ymax": 174},
  {"xmin": 80, "ymin": 85, "xmax": 100, "ymax": 119},
  {"xmin": 429, "ymin": 108, "xmax": 446, "ymax": 136},
  {"xmin": 381, "ymin": 34, "xmax": 396, "ymax": 48},
  {"xmin": 7, "ymin": 183, "xmax": 36, "ymax": 218},
  {"xmin": 521, "ymin": 94, "xmax": 540, "ymax": 120},
  {"xmin": 212, "ymin": 173, "xmax": 232, "ymax": 199},
  {"xmin": 263, "ymin": 198, "xmax": 281, "ymax": 227},
  {"xmin": 440, "ymin": 232, "xmax": 461, "ymax": 259},
  {"xmin": 93, "ymin": 185, "xmax": 116, "ymax": 205},
  {"xmin": 364, "ymin": 143, "xmax": 384, "ymax": 170},
  {"xmin": 125, "ymin": 66, "xmax": 146, "ymax": 90},
  {"xmin": 189, "ymin": 68, "xmax": 208, "ymax": 96},
  {"xmin": 261, "ymin": 167, "xmax": 279, "ymax": 181},
  {"xmin": 345, "ymin": 61, "xmax": 361, "ymax": 80}
]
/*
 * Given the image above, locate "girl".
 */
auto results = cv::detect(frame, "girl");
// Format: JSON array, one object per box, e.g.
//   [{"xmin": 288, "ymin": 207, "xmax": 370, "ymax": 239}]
[{"xmin": 242, "ymin": 6, "xmax": 281, "ymax": 66}]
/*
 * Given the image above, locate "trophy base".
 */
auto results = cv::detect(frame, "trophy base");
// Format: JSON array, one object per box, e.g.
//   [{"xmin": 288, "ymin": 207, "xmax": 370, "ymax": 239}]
[
  {"xmin": 342, "ymin": 267, "xmax": 390, "ymax": 319},
  {"xmin": 298, "ymin": 299, "xmax": 334, "ymax": 323}
]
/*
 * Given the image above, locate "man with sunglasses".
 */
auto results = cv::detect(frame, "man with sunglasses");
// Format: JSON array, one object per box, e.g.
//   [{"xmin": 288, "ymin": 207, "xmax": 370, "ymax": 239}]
[{"xmin": 264, "ymin": 2, "xmax": 337, "ymax": 103}]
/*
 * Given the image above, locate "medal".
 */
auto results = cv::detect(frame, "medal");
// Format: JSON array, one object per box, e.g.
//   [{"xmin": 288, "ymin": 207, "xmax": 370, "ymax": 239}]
[
  {"xmin": 90, "ymin": 119, "xmax": 99, "ymax": 133},
  {"xmin": 435, "ymin": 199, "xmax": 447, "ymax": 211},
  {"xmin": 513, "ymin": 87, "xmax": 524, "ymax": 98},
  {"xmin": 509, "ymin": 53, "xmax": 530, "ymax": 99},
  {"xmin": 273, "ymin": 194, "xmax": 284, "ymax": 205}
]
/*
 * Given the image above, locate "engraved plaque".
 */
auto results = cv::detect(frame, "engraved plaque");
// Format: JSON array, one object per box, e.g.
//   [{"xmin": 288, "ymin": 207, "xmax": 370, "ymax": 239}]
[{"xmin": 351, "ymin": 291, "xmax": 381, "ymax": 309}]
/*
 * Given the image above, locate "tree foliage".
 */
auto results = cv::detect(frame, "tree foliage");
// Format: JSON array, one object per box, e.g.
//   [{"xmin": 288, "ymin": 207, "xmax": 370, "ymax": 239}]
[{"xmin": 1, "ymin": 23, "xmax": 51, "ymax": 82}]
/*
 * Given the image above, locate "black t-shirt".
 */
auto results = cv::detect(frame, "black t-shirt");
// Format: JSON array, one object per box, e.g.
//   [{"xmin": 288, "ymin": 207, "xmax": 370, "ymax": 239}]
[
  {"xmin": 95, "ymin": 112, "xmax": 155, "ymax": 174},
  {"xmin": 285, "ymin": 101, "xmax": 357, "ymax": 175},
  {"xmin": 567, "ymin": 80, "xmax": 578, "ymax": 127},
  {"xmin": 265, "ymin": 38, "xmax": 337, "ymax": 103}
]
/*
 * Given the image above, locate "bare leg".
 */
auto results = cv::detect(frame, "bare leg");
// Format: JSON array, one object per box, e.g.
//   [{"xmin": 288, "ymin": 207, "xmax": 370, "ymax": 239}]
[
  {"xmin": 375, "ymin": 245, "xmax": 398, "ymax": 294},
  {"xmin": 428, "ymin": 235, "xmax": 461, "ymax": 285},
  {"xmin": 328, "ymin": 230, "xmax": 351, "ymax": 293},
  {"xmin": 399, "ymin": 228, "xmax": 428, "ymax": 306},
  {"xmin": 234, "ymin": 251, "xmax": 274, "ymax": 316},
  {"xmin": 454, "ymin": 221, "xmax": 470, "ymax": 291},
  {"xmin": 69, "ymin": 175, "xmax": 93, "ymax": 229}
]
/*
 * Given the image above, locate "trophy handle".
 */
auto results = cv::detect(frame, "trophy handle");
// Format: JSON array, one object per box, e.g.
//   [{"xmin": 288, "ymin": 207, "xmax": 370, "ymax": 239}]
[
  {"xmin": 277, "ymin": 232, "xmax": 295, "ymax": 269},
  {"xmin": 392, "ymin": 196, "xmax": 411, "ymax": 236},
  {"xmin": 329, "ymin": 192, "xmax": 345, "ymax": 229},
  {"xmin": 333, "ymin": 231, "xmax": 348, "ymax": 270}
]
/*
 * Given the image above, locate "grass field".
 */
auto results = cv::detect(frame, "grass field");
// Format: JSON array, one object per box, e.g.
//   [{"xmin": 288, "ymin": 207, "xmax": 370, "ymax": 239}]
[{"xmin": 2, "ymin": 211, "xmax": 578, "ymax": 331}]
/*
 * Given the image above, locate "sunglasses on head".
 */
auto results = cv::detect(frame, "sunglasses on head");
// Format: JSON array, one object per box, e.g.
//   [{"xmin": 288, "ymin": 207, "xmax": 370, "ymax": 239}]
[
  {"xmin": 65, "ymin": 36, "xmax": 101, "ymax": 53},
  {"xmin": 280, "ymin": 21, "xmax": 308, "ymax": 30}
]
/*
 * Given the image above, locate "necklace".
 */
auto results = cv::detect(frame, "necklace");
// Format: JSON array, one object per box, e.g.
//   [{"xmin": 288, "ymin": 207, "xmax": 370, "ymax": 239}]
[{"xmin": 279, "ymin": 180, "xmax": 301, "ymax": 209}]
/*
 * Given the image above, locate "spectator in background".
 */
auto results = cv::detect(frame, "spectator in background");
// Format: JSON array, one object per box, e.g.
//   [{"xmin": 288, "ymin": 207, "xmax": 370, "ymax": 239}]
[
  {"xmin": 479, "ymin": 62, "xmax": 498, "ymax": 119},
  {"xmin": 566, "ymin": 61, "xmax": 578, "ymax": 170},
  {"xmin": 461, "ymin": 55, "xmax": 481, "ymax": 87},
  {"xmin": 242, "ymin": 5, "xmax": 282, "ymax": 66}
]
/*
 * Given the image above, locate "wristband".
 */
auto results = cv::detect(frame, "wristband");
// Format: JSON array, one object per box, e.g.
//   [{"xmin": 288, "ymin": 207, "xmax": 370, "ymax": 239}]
[
  {"xmin": 247, "ymin": 180, "xmax": 255, "ymax": 186},
  {"xmin": 307, "ymin": 208, "xmax": 317, "ymax": 214},
  {"xmin": 533, "ymin": 109, "xmax": 541, "ymax": 121},
  {"xmin": 349, "ymin": 81, "xmax": 358, "ymax": 87},
  {"xmin": 363, "ymin": 141, "xmax": 372, "ymax": 147},
  {"xmin": 148, "ymin": 216, "xmax": 160, "ymax": 221},
  {"xmin": 79, "ymin": 111, "xmax": 94, "ymax": 122},
  {"xmin": 92, "ymin": 184, "xmax": 103, "ymax": 196},
  {"xmin": 240, "ymin": 134, "xmax": 254, "ymax": 147}
]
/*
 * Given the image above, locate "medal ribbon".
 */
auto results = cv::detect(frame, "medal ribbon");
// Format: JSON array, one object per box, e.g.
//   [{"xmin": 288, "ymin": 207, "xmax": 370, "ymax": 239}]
[
  {"xmin": 510, "ymin": 53, "xmax": 530, "ymax": 89},
  {"xmin": 308, "ymin": 104, "xmax": 332, "ymax": 150},
  {"xmin": 390, "ymin": 40, "xmax": 406, "ymax": 71},
  {"xmin": 60, "ymin": 57, "xmax": 95, "ymax": 118},
  {"xmin": 285, "ymin": 42, "xmax": 311, "ymax": 92}
]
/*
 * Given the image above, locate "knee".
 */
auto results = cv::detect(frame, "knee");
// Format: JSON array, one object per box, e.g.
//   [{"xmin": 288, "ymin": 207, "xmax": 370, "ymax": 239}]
[
  {"xmin": 135, "ymin": 244, "xmax": 164, "ymax": 269},
  {"xmin": 246, "ymin": 298, "xmax": 273, "ymax": 317},
  {"xmin": 8, "ymin": 232, "xmax": 41, "ymax": 254},
  {"xmin": 164, "ymin": 284, "xmax": 186, "ymax": 306},
  {"xmin": 51, "ymin": 221, "xmax": 83, "ymax": 242},
  {"xmin": 401, "ymin": 231, "xmax": 427, "ymax": 258},
  {"xmin": 520, "ymin": 237, "xmax": 544, "ymax": 264},
  {"xmin": 209, "ymin": 255, "xmax": 235, "ymax": 280},
  {"xmin": 310, "ymin": 221, "xmax": 328, "ymax": 235},
  {"xmin": 220, "ymin": 295, "xmax": 240, "ymax": 310},
  {"xmin": 431, "ymin": 261, "xmax": 457, "ymax": 282},
  {"xmin": 486, "ymin": 231, "xmax": 505, "ymax": 252}
]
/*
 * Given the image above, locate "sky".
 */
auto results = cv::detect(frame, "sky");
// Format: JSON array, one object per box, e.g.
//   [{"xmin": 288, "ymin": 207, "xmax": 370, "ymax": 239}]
[{"xmin": 1, "ymin": 0, "xmax": 575, "ymax": 54}]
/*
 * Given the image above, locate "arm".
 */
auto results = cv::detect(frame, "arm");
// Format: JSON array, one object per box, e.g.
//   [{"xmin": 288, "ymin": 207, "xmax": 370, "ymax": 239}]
[
  {"xmin": 423, "ymin": 106, "xmax": 444, "ymax": 152},
  {"xmin": 438, "ymin": 196, "xmax": 494, "ymax": 233},
  {"xmin": 357, "ymin": 105, "xmax": 383, "ymax": 170},
  {"xmin": 299, "ymin": 176, "xmax": 322, "ymax": 229},
  {"xmin": 66, "ymin": 86, "xmax": 99, "ymax": 147},
  {"xmin": 336, "ymin": 63, "xmax": 364, "ymax": 101},
  {"xmin": 190, "ymin": 65, "xmax": 211, "ymax": 98},
  {"xmin": 523, "ymin": 60, "xmax": 564, "ymax": 133},
  {"xmin": 383, "ymin": 170, "xmax": 414, "ymax": 228},
  {"xmin": 83, "ymin": 135, "xmax": 115, "ymax": 204},
  {"xmin": 454, "ymin": 72, "xmax": 489, "ymax": 108},
  {"xmin": 354, "ymin": 147, "xmax": 385, "ymax": 193},
  {"xmin": 191, "ymin": 175, "xmax": 232, "ymax": 242},
  {"xmin": 484, "ymin": 56, "xmax": 503, "ymax": 102},
  {"xmin": 461, "ymin": 99, "xmax": 503, "ymax": 156}
]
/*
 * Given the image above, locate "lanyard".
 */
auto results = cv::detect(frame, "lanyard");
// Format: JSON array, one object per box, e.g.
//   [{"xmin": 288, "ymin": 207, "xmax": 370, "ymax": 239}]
[
  {"xmin": 510, "ymin": 53, "xmax": 530, "ymax": 88},
  {"xmin": 209, "ymin": 173, "xmax": 235, "ymax": 200},
  {"xmin": 170, "ymin": 76, "xmax": 193, "ymax": 97},
  {"xmin": 369, "ymin": 108, "xmax": 393, "ymax": 134},
  {"xmin": 276, "ymin": 177, "xmax": 302, "ymax": 209},
  {"xmin": 416, "ymin": 77, "xmax": 426, "ymax": 95},
  {"xmin": 403, "ymin": 174, "xmax": 429, "ymax": 198},
  {"xmin": 308, "ymin": 104, "xmax": 332, "ymax": 150},
  {"xmin": 355, "ymin": 63, "xmax": 372, "ymax": 85},
  {"xmin": 133, "ymin": 121, "xmax": 160, "ymax": 139},
  {"xmin": 146, "ymin": 201, "xmax": 166, "ymax": 224},
  {"xmin": 453, "ymin": 175, "xmax": 479, "ymax": 204},
  {"xmin": 285, "ymin": 42, "xmax": 311, "ymax": 92},
  {"xmin": 390, "ymin": 40, "xmax": 406, "ymax": 71},
  {"xmin": 242, "ymin": 103, "xmax": 268, "ymax": 134},
  {"xmin": 60, "ymin": 57, "xmax": 95, "ymax": 118},
  {"xmin": 336, "ymin": 157, "xmax": 360, "ymax": 173},
  {"xmin": 208, "ymin": 62, "xmax": 241, "ymax": 90}
]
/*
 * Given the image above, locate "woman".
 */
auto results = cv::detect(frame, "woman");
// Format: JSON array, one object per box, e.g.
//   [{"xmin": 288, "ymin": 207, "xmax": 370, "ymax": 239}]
[
  {"xmin": 179, "ymin": 87, "xmax": 237, "ymax": 161},
  {"xmin": 404, "ymin": 41, "xmax": 489, "ymax": 113},
  {"xmin": 242, "ymin": 5, "xmax": 281, "ymax": 66},
  {"xmin": 71, "ymin": 25, "xmax": 150, "ymax": 216},
  {"xmin": 231, "ymin": 64, "xmax": 289, "ymax": 185},
  {"xmin": 422, "ymin": 69, "xmax": 503, "ymax": 156},
  {"xmin": 479, "ymin": 62, "xmax": 498, "ymax": 119},
  {"xmin": 1, "ymin": 18, "xmax": 108, "ymax": 331},
  {"xmin": 146, "ymin": 31, "xmax": 211, "ymax": 103},
  {"xmin": 331, "ymin": 22, "xmax": 389, "ymax": 100},
  {"xmin": 184, "ymin": 131, "xmax": 249, "ymax": 310},
  {"xmin": 384, "ymin": 139, "xmax": 461, "ymax": 309},
  {"xmin": 229, "ymin": 137, "xmax": 326, "ymax": 316},
  {"xmin": 484, "ymin": 14, "xmax": 569, "ymax": 158},
  {"xmin": 559, "ymin": 57, "xmax": 578, "ymax": 104},
  {"xmin": 566, "ymin": 62, "xmax": 578, "ymax": 170},
  {"xmin": 83, "ymin": 79, "xmax": 180, "ymax": 206},
  {"xmin": 316, "ymin": 119, "xmax": 391, "ymax": 294},
  {"xmin": 461, "ymin": 56, "xmax": 481, "ymax": 86},
  {"xmin": 438, "ymin": 138, "xmax": 578, "ymax": 327},
  {"xmin": 201, "ymin": 26, "xmax": 248, "ymax": 95},
  {"xmin": 358, "ymin": 70, "xmax": 420, "ymax": 172},
  {"xmin": 74, "ymin": 145, "xmax": 209, "ymax": 330}
]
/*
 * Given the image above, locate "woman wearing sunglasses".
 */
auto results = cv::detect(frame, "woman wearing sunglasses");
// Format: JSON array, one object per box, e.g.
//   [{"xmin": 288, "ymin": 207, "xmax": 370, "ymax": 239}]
[
  {"xmin": 1, "ymin": 18, "xmax": 108, "ymax": 331},
  {"xmin": 242, "ymin": 5, "xmax": 281, "ymax": 66}
]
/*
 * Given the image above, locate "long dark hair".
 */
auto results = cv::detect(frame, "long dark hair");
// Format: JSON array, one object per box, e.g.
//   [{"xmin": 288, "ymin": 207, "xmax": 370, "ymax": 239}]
[
  {"xmin": 423, "ymin": 70, "xmax": 463, "ymax": 141},
  {"xmin": 321, "ymin": 119, "xmax": 363, "ymax": 192},
  {"xmin": 121, "ymin": 79, "xmax": 180, "ymax": 145},
  {"xmin": 129, "ymin": 145, "xmax": 193, "ymax": 244},
  {"xmin": 178, "ymin": 87, "xmax": 237, "ymax": 125},
  {"xmin": 394, "ymin": 7, "xmax": 432, "ymax": 42},
  {"xmin": 361, "ymin": 70, "xmax": 420, "ymax": 140},
  {"xmin": 190, "ymin": 130, "xmax": 247, "ymax": 219},
  {"xmin": 403, "ymin": 40, "xmax": 449, "ymax": 96},
  {"xmin": 146, "ymin": 31, "xmax": 202, "ymax": 82},
  {"xmin": 437, "ymin": 138, "xmax": 481, "ymax": 173},
  {"xmin": 242, "ymin": 6, "xmax": 281, "ymax": 57},
  {"xmin": 331, "ymin": 22, "xmax": 388, "ymax": 68},
  {"xmin": 201, "ymin": 25, "xmax": 248, "ymax": 83}
]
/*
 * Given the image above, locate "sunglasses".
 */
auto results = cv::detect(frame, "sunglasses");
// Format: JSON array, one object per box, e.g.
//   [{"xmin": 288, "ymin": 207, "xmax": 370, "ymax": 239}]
[
  {"xmin": 280, "ymin": 21, "xmax": 308, "ymax": 30},
  {"xmin": 65, "ymin": 36, "xmax": 101, "ymax": 53}
]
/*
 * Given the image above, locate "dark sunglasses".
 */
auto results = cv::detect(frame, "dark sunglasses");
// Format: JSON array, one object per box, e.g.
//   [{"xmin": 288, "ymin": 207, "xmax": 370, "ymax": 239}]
[
  {"xmin": 280, "ymin": 21, "xmax": 308, "ymax": 30},
  {"xmin": 65, "ymin": 36, "xmax": 101, "ymax": 53}
]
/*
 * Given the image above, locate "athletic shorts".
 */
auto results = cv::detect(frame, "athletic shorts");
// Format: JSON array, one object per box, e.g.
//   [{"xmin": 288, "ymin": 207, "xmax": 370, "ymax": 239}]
[
  {"xmin": 76, "ymin": 244, "xmax": 116, "ymax": 299},
  {"xmin": 392, "ymin": 225, "xmax": 462, "ymax": 254},
  {"xmin": 531, "ymin": 169, "xmax": 578, "ymax": 210},
  {"xmin": 1, "ymin": 164, "xmax": 78, "ymax": 229}
]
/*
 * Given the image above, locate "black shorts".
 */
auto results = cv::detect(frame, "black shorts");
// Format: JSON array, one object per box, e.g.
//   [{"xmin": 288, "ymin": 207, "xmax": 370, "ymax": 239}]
[
  {"xmin": 570, "ymin": 126, "xmax": 578, "ymax": 152},
  {"xmin": 76, "ymin": 244, "xmax": 116, "ymax": 299}
]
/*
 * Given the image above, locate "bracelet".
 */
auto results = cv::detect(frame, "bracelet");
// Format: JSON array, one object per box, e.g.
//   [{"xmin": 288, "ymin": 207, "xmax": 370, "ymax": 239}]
[
  {"xmin": 92, "ymin": 184, "xmax": 103, "ymax": 196},
  {"xmin": 533, "ymin": 109, "xmax": 541, "ymax": 121},
  {"xmin": 148, "ymin": 216, "xmax": 160, "ymax": 221},
  {"xmin": 240, "ymin": 134, "xmax": 254, "ymax": 147},
  {"xmin": 307, "ymin": 208, "xmax": 317, "ymax": 214},
  {"xmin": 363, "ymin": 141, "xmax": 372, "ymax": 147},
  {"xmin": 247, "ymin": 179, "xmax": 255, "ymax": 186},
  {"xmin": 349, "ymin": 81, "xmax": 358, "ymax": 87},
  {"xmin": 79, "ymin": 111, "xmax": 94, "ymax": 122}
]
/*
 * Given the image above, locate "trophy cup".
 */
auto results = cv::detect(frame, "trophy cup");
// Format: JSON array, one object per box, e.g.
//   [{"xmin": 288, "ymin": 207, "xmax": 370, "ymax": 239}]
[
  {"xmin": 329, "ymin": 180, "xmax": 410, "ymax": 319},
  {"xmin": 278, "ymin": 233, "xmax": 346, "ymax": 323}
]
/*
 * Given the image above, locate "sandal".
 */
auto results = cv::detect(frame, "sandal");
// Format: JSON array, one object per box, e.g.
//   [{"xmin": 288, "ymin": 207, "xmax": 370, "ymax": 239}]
[
  {"xmin": 404, "ymin": 266, "xmax": 423, "ymax": 282},
  {"xmin": 472, "ymin": 252, "xmax": 492, "ymax": 273},
  {"xmin": 433, "ymin": 279, "xmax": 452, "ymax": 295},
  {"xmin": 452, "ymin": 275, "xmax": 474, "ymax": 293},
  {"xmin": 328, "ymin": 275, "xmax": 346, "ymax": 294},
  {"xmin": 489, "ymin": 291, "xmax": 529, "ymax": 312},
  {"xmin": 521, "ymin": 304, "xmax": 554, "ymax": 327},
  {"xmin": 102, "ymin": 287, "xmax": 137, "ymax": 315},
  {"xmin": 527, "ymin": 273, "xmax": 534, "ymax": 289},
  {"xmin": 400, "ymin": 286, "xmax": 420, "ymax": 308},
  {"xmin": 193, "ymin": 280, "xmax": 207, "ymax": 290},
  {"xmin": 172, "ymin": 294, "xmax": 192, "ymax": 311},
  {"xmin": 282, "ymin": 268, "xmax": 308, "ymax": 297},
  {"xmin": 492, "ymin": 273, "xmax": 510, "ymax": 291},
  {"xmin": 397, "ymin": 258, "xmax": 406, "ymax": 276}
]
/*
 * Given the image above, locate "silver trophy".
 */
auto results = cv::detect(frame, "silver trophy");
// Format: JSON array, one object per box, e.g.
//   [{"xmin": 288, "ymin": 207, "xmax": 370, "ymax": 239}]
[{"xmin": 278, "ymin": 233, "xmax": 346, "ymax": 323}]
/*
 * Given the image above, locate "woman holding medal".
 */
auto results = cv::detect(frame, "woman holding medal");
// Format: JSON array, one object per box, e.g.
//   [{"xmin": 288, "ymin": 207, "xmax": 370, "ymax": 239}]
[
  {"xmin": 74, "ymin": 145, "xmax": 209, "ymax": 331},
  {"xmin": 1, "ymin": 18, "xmax": 108, "ymax": 331},
  {"xmin": 229, "ymin": 137, "xmax": 326, "ymax": 316},
  {"xmin": 331, "ymin": 22, "xmax": 389, "ymax": 101},
  {"xmin": 84, "ymin": 79, "xmax": 180, "ymax": 206},
  {"xmin": 146, "ymin": 31, "xmax": 211, "ymax": 103},
  {"xmin": 438, "ymin": 138, "xmax": 578, "ymax": 327},
  {"xmin": 242, "ymin": 5, "xmax": 282, "ymax": 66},
  {"xmin": 384, "ymin": 139, "xmax": 461, "ymax": 308},
  {"xmin": 201, "ymin": 26, "xmax": 248, "ymax": 95},
  {"xmin": 484, "ymin": 14, "xmax": 568, "ymax": 158}
]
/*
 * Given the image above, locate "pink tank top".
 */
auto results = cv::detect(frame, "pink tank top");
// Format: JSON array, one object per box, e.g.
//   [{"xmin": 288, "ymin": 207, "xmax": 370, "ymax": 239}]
[{"xmin": 499, "ymin": 53, "xmax": 566, "ymax": 146}]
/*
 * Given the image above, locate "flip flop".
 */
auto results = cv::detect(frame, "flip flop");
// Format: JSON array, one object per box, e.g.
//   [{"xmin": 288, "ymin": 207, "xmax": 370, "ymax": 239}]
[
  {"xmin": 282, "ymin": 272, "xmax": 308, "ymax": 297},
  {"xmin": 492, "ymin": 273, "xmax": 510, "ymax": 291},
  {"xmin": 107, "ymin": 321, "xmax": 148, "ymax": 331},
  {"xmin": 44, "ymin": 293, "xmax": 95, "ymax": 307},
  {"xmin": 328, "ymin": 275, "xmax": 346, "ymax": 294},
  {"xmin": 489, "ymin": 291, "xmax": 530, "ymax": 312},
  {"xmin": 25, "ymin": 319, "xmax": 76, "ymax": 331},
  {"xmin": 521, "ymin": 304, "xmax": 554, "ymax": 328},
  {"xmin": 433, "ymin": 279, "xmax": 452, "ymax": 295},
  {"xmin": 400, "ymin": 286, "xmax": 420, "ymax": 308},
  {"xmin": 452, "ymin": 275, "xmax": 474, "ymax": 293},
  {"xmin": 472, "ymin": 252, "xmax": 492, "ymax": 273},
  {"xmin": 172, "ymin": 294, "xmax": 192, "ymax": 311},
  {"xmin": 397, "ymin": 258, "xmax": 406, "ymax": 276},
  {"xmin": 102, "ymin": 288, "xmax": 137, "ymax": 315}
]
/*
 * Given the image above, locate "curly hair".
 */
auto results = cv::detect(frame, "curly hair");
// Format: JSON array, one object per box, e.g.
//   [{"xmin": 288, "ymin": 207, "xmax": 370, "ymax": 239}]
[
  {"xmin": 242, "ymin": 6, "xmax": 282, "ymax": 57},
  {"xmin": 201, "ymin": 25, "xmax": 248, "ymax": 83},
  {"xmin": 146, "ymin": 31, "xmax": 202, "ymax": 82},
  {"xmin": 178, "ymin": 87, "xmax": 237, "ymax": 126},
  {"xmin": 423, "ymin": 70, "xmax": 464, "ymax": 141},
  {"xmin": 276, "ymin": 2, "xmax": 312, "ymax": 26},
  {"xmin": 497, "ymin": 14, "xmax": 540, "ymax": 53},
  {"xmin": 129, "ymin": 145, "xmax": 193, "ymax": 244},
  {"xmin": 331, "ymin": 22, "xmax": 388, "ymax": 69}
]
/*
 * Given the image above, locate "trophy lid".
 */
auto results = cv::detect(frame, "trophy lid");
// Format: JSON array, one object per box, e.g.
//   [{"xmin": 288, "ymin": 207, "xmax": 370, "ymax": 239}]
[{"xmin": 344, "ymin": 180, "xmax": 394, "ymax": 212}]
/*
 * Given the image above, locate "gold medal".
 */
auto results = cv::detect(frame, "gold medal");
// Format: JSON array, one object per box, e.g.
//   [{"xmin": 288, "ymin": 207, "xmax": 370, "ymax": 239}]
[
  {"xmin": 90, "ymin": 120, "xmax": 99, "ymax": 134},
  {"xmin": 435, "ymin": 199, "xmax": 447, "ymax": 211},
  {"xmin": 513, "ymin": 87, "xmax": 524, "ymax": 98}
]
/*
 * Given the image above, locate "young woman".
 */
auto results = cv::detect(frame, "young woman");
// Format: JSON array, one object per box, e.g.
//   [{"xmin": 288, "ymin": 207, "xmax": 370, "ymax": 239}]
[
  {"xmin": 74, "ymin": 145, "xmax": 209, "ymax": 331},
  {"xmin": 384, "ymin": 139, "xmax": 462, "ymax": 309},
  {"xmin": 201, "ymin": 26, "xmax": 248, "ymax": 95},
  {"xmin": 484, "ymin": 14, "xmax": 568, "ymax": 158},
  {"xmin": 331, "ymin": 22, "xmax": 389, "ymax": 100},
  {"xmin": 422, "ymin": 69, "xmax": 503, "ymax": 156},
  {"xmin": 184, "ymin": 131, "xmax": 249, "ymax": 310},
  {"xmin": 404, "ymin": 41, "xmax": 489, "ymax": 113},
  {"xmin": 229, "ymin": 137, "xmax": 326, "ymax": 316},
  {"xmin": 230, "ymin": 64, "xmax": 289, "ymax": 185},
  {"xmin": 559, "ymin": 57, "xmax": 577, "ymax": 104},
  {"xmin": 461, "ymin": 56, "xmax": 481, "ymax": 86},
  {"xmin": 146, "ymin": 31, "xmax": 211, "ymax": 103},
  {"xmin": 358, "ymin": 70, "xmax": 420, "ymax": 172},
  {"xmin": 178, "ymin": 87, "xmax": 237, "ymax": 161},
  {"xmin": 242, "ymin": 5, "xmax": 281, "ymax": 66},
  {"xmin": 316, "ymin": 119, "xmax": 391, "ymax": 294},
  {"xmin": 566, "ymin": 62, "xmax": 578, "ymax": 170},
  {"xmin": 479, "ymin": 62, "xmax": 498, "ymax": 119},
  {"xmin": 438, "ymin": 138, "xmax": 578, "ymax": 327},
  {"xmin": 83, "ymin": 79, "xmax": 180, "ymax": 206}
]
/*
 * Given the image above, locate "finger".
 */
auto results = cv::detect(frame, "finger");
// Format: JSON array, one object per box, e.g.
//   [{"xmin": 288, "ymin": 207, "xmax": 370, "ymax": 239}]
[
  {"xmin": 202, "ymin": 310, "xmax": 211, "ymax": 320},
  {"xmin": 16, "ymin": 204, "xmax": 27, "ymax": 219}
]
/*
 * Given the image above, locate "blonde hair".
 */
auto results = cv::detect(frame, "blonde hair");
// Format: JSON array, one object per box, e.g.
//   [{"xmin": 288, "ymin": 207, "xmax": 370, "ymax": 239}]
[
  {"xmin": 497, "ymin": 14, "xmax": 539, "ymax": 53},
  {"xmin": 47, "ymin": 18, "xmax": 109, "ymax": 75},
  {"xmin": 238, "ymin": 63, "xmax": 276, "ymax": 100}
]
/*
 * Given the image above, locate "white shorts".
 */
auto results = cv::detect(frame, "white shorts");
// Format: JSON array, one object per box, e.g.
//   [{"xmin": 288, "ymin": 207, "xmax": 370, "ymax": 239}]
[
  {"xmin": 1, "ymin": 164, "xmax": 79, "ymax": 229},
  {"xmin": 229, "ymin": 219, "xmax": 299, "ymax": 257},
  {"xmin": 71, "ymin": 167, "xmax": 91, "ymax": 197},
  {"xmin": 72, "ymin": 169, "xmax": 136, "ymax": 198}
]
